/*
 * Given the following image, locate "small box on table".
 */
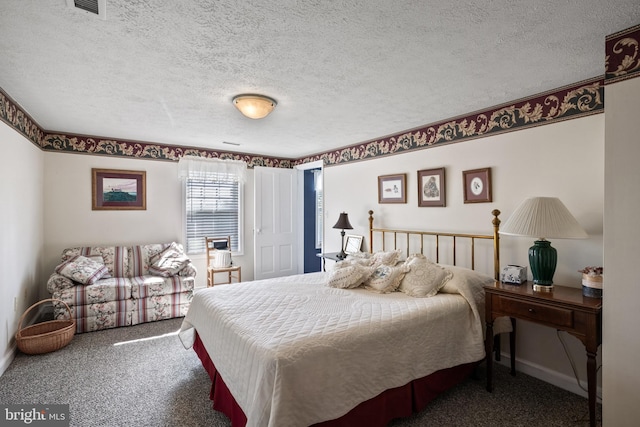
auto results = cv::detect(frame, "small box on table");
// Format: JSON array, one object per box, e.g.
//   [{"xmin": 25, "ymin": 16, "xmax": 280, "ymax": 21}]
[{"xmin": 501, "ymin": 265, "xmax": 527, "ymax": 284}]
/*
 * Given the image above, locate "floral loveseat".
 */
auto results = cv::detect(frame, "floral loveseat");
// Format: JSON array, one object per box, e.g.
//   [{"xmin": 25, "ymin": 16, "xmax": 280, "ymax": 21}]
[{"xmin": 47, "ymin": 242, "xmax": 196, "ymax": 333}]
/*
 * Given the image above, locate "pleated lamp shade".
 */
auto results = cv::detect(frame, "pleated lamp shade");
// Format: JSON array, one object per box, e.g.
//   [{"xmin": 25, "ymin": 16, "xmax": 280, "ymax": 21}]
[{"xmin": 500, "ymin": 197, "xmax": 587, "ymax": 240}]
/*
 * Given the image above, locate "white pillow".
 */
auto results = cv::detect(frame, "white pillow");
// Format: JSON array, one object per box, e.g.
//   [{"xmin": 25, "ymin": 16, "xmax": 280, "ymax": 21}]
[
  {"xmin": 440, "ymin": 264, "xmax": 495, "ymax": 294},
  {"xmin": 55, "ymin": 255, "xmax": 109, "ymax": 285},
  {"xmin": 398, "ymin": 254, "xmax": 453, "ymax": 297},
  {"xmin": 333, "ymin": 260, "xmax": 349, "ymax": 269},
  {"xmin": 346, "ymin": 252, "xmax": 371, "ymax": 260},
  {"xmin": 371, "ymin": 249, "xmax": 402, "ymax": 266},
  {"xmin": 326, "ymin": 263, "xmax": 375, "ymax": 289},
  {"xmin": 335, "ymin": 257, "xmax": 374, "ymax": 268},
  {"xmin": 364, "ymin": 263, "xmax": 409, "ymax": 293}
]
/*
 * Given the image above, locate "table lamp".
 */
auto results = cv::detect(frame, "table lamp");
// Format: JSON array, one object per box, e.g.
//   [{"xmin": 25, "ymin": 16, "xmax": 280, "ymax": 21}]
[
  {"xmin": 499, "ymin": 197, "xmax": 587, "ymax": 292},
  {"xmin": 332, "ymin": 212, "xmax": 353, "ymax": 259}
]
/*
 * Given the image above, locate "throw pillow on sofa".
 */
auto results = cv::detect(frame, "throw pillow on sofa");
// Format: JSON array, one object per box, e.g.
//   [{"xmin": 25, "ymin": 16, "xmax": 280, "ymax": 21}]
[
  {"xmin": 149, "ymin": 245, "xmax": 190, "ymax": 277},
  {"xmin": 85, "ymin": 254, "xmax": 111, "ymax": 278},
  {"xmin": 55, "ymin": 255, "xmax": 110, "ymax": 285}
]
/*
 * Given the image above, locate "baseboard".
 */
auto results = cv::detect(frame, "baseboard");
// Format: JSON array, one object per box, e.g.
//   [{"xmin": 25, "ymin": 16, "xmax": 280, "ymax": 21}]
[
  {"xmin": 0, "ymin": 344, "xmax": 16, "ymax": 377},
  {"xmin": 497, "ymin": 353, "xmax": 602, "ymax": 403}
]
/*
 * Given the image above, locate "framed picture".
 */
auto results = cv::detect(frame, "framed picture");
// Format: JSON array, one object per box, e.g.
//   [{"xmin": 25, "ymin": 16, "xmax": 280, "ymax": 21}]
[
  {"xmin": 463, "ymin": 167, "xmax": 492, "ymax": 203},
  {"xmin": 344, "ymin": 235, "xmax": 363, "ymax": 254},
  {"xmin": 378, "ymin": 174, "xmax": 407, "ymax": 204},
  {"xmin": 92, "ymin": 168, "xmax": 146, "ymax": 210},
  {"xmin": 417, "ymin": 168, "xmax": 446, "ymax": 207}
]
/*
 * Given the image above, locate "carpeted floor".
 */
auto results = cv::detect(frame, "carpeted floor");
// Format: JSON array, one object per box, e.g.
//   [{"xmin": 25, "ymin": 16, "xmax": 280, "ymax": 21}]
[{"xmin": 0, "ymin": 318, "xmax": 600, "ymax": 426}]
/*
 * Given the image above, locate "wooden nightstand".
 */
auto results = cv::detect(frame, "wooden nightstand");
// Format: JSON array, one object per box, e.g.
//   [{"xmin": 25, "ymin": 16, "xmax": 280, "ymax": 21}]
[{"xmin": 484, "ymin": 281, "xmax": 602, "ymax": 427}]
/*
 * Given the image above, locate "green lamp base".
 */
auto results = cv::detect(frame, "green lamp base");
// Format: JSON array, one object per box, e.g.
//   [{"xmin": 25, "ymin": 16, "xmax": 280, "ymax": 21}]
[{"xmin": 529, "ymin": 240, "xmax": 557, "ymax": 292}]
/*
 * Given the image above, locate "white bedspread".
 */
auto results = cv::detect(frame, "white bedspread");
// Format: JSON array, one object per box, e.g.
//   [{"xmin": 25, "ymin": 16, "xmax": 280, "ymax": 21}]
[{"xmin": 179, "ymin": 270, "xmax": 490, "ymax": 427}]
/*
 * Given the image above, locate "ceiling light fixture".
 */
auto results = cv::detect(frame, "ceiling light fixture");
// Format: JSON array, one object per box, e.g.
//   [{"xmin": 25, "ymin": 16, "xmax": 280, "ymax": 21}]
[{"xmin": 232, "ymin": 94, "xmax": 277, "ymax": 119}]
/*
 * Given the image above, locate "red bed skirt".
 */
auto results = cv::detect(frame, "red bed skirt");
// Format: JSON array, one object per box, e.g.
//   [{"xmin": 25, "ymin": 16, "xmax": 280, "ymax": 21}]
[{"xmin": 193, "ymin": 333, "xmax": 477, "ymax": 427}]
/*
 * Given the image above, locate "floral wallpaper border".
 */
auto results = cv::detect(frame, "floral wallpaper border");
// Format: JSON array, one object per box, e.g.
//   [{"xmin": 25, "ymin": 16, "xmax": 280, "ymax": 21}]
[
  {"xmin": 1, "ymin": 78, "xmax": 604, "ymax": 169},
  {"xmin": 0, "ymin": 89, "xmax": 44, "ymax": 149},
  {"xmin": 40, "ymin": 132, "xmax": 294, "ymax": 169},
  {"xmin": 297, "ymin": 77, "xmax": 604, "ymax": 167},
  {"xmin": 605, "ymin": 23, "xmax": 640, "ymax": 85}
]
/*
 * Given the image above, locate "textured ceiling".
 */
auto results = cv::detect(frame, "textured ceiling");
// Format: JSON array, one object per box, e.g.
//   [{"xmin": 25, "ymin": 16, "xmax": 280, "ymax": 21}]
[{"xmin": 1, "ymin": 1, "xmax": 639, "ymax": 159}]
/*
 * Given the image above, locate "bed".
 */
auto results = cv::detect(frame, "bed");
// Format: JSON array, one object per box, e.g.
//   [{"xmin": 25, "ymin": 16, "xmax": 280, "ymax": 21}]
[{"xmin": 179, "ymin": 209, "xmax": 505, "ymax": 427}]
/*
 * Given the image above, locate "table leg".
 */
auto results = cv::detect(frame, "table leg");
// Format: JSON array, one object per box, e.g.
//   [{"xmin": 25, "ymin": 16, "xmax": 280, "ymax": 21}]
[
  {"xmin": 510, "ymin": 317, "xmax": 516, "ymax": 376},
  {"xmin": 586, "ymin": 349, "xmax": 598, "ymax": 427},
  {"xmin": 486, "ymin": 320, "xmax": 494, "ymax": 392}
]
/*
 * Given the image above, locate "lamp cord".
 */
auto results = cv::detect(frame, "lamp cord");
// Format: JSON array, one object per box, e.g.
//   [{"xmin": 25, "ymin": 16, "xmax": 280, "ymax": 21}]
[{"xmin": 556, "ymin": 330, "xmax": 602, "ymax": 401}]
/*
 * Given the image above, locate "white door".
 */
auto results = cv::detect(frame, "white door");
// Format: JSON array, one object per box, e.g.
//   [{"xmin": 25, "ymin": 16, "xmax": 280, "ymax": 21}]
[{"xmin": 254, "ymin": 166, "xmax": 299, "ymax": 280}]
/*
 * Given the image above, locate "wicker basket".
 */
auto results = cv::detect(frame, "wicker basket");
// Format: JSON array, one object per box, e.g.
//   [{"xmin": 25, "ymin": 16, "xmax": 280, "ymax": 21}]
[{"xmin": 15, "ymin": 298, "xmax": 75, "ymax": 355}]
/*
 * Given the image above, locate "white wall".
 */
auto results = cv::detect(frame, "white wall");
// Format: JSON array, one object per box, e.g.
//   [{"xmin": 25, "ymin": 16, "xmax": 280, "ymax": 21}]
[
  {"xmin": 603, "ymin": 76, "xmax": 640, "ymax": 426},
  {"xmin": 0, "ymin": 122, "xmax": 44, "ymax": 374},
  {"xmin": 42, "ymin": 152, "xmax": 256, "ymax": 290},
  {"xmin": 324, "ymin": 113, "xmax": 604, "ymax": 396}
]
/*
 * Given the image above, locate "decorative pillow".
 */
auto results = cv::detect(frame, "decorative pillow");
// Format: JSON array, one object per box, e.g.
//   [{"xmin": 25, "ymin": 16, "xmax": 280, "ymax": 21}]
[
  {"xmin": 326, "ymin": 263, "xmax": 376, "ymax": 289},
  {"xmin": 335, "ymin": 257, "xmax": 374, "ymax": 269},
  {"xmin": 346, "ymin": 252, "xmax": 371, "ymax": 260},
  {"xmin": 148, "ymin": 245, "xmax": 190, "ymax": 277},
  {"xmin": 334, "ymin": 259, "xmax": 353, "ymax": 269},
  {"xmin": 371, "ymin": 249, "xmax": 402, "ymax": 266},
  {"xmin": 364, "ymin": 263, "xmax": 410, "ymax": 293},
  {"xmin": 398, "ymin": 254, "xmax": 453, "ymax": 297},
  {"xmin": 85, "ymin": 255, "xmax": 111, "ymax": 278},
  {"xmin": 55, "ymin": 255, "xmax": 109, "ymax": 285},
  {"xmin": 440, "ymin": 264, "xmax": 495, "ymax": 294},
  {"xmin": 149, "ymin": 242, "xmax": 179, "ymax": 264}
]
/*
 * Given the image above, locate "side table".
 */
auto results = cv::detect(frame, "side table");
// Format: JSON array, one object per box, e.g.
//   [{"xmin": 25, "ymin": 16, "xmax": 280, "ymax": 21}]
[
  {"xmin": 484, "ymin": 281, "xmax": 602, "ymax": 427},
  {"xmin": 316, "ymin": 252, "xmax": 345, "ymax": 271}
]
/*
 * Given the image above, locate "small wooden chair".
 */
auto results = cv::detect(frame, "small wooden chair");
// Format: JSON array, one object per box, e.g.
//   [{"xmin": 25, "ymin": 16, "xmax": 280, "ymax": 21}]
[{"xmin": 205, "ymin": 236, "xmax": 241, "ymax": 287}]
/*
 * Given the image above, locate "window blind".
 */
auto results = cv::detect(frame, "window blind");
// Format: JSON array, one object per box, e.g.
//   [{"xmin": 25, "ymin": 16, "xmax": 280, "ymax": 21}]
[{"xmin": 185, "ymin": 176, "xmax": 240, "ymax": 254}]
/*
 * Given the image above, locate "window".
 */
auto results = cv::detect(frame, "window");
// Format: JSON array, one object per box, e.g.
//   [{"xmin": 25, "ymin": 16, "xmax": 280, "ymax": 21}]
[{"xmin": 185, "ymin": 175, "xmax": 243, "ymax": 255}]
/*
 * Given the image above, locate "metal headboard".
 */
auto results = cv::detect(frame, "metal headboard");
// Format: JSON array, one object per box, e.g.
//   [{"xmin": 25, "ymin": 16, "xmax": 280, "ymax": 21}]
[{"xmin": 368, "ymin": 209, "xmax": 501, "ymax": 280}]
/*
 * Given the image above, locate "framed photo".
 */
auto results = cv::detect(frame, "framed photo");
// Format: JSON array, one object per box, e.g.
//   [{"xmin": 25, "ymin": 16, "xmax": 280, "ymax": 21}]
[
  {"xmin": 378, "ymin": 174, "xmax": 406, "ymax": 204},
  {"xmin": 92, "ymin": 168, "xmax": 146, "ymax": 210},
  {"xmin": 417, "ymin": 168, "xmax": 446, "ymax": 207},
  {"xmin": 463, "ymin": 167, "xmax": 492, "ymax": 203},
  {"xmin": 344, "ymin": 235, "xmax": 363, "ymax": 254}
]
